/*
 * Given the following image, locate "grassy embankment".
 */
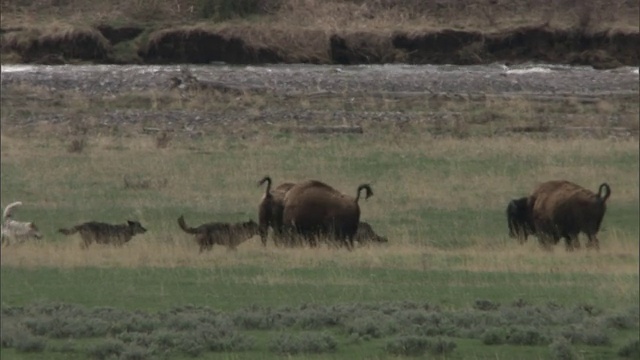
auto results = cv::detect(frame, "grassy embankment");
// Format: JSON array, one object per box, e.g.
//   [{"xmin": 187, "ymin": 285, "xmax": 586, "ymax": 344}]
[{"xmin": 1, "ymin": 0, "xmax": 638, "ymax": 65}]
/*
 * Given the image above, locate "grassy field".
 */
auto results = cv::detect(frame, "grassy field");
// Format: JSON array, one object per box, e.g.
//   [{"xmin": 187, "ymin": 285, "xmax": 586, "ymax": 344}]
[{"xmin": 1, "ymin": 123, "xmax": 639, "ymax": 358}]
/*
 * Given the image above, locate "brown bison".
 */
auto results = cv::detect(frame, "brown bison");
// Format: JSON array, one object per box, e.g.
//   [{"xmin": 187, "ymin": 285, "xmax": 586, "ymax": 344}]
[
  {"xmin": 523, "ymin": 180, "xmax": 611, "ymax": 250},
  {"xmin": 282, "ymin": 180, "xmax": 373, "ymax": 249},
  {"xmin": 257, "ymin": 176, "xmax": 295, "ymax": 247},
  {"xmin": 178, "ymin": 215, "xmax": 258, "ymax": 252}
]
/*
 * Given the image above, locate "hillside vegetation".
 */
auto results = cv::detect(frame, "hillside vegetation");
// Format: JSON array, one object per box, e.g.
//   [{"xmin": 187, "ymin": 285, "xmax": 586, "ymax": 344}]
[{"xmin": 1, "ymin": 0, "xmax": 638, "ymax": 67}]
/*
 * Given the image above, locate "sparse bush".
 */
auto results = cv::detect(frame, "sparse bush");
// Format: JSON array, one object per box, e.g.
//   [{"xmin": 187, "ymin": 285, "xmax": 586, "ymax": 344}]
[
  {"xmin": 429, "ymin": 337, "xmax": 457, "ymax": 355},
  {"xmin": 604, "ymin": 312, "xmax": 638, "ymax": 330},
  {"xmin": 68, "ymin": 137, "xmax": 86, "ymax": 153},
  {"xmin": 345, "ymin": 314, "xmax": 398, "ymax": 339},
  {"xmin": 618, "ymin": 339, "xmax": 640, "ymax": 358},
  {"xmin": 561, "ymin": 325, "xmax": 611, "ymax": 346},
  {"xmin": 269, "ymin": 332, "xmax": 337, "ymax": 355},
  {"xmin": 549, "ymin": 337, "xmax": 578, "ymax": 360},
  {"xmin": 176, "ymin": 335, "xmax": 205, "ymax": 357},
  {"xmin": 482, "ymin": 327, "xmax": 506, "ymax": 345},
  {"xmin": 14, "ymin": 336, "xmax": 46, "ymax": 353},
  {"xmin": 197, "ymin": 0, "xmax": 278, "ymax": 20},
  {"xmin": 474, "ymin": 299, "xmax": 500, "ymax": 311},
  {"xmin": 87, "ymin": 339, "xmax": 126, "ymax": 360},
  {"xmin": 385, "ymin": 335, "xmax": 430, "ymax": 357},
  {"xmin": 507, "ymin": 326, "xmax": 550, "ymax": 346},
  {"xmin": 155, "ymin": 131, "xmax": 172, "ymax": 148},
  {"xmin": 119, "ymin": 344, "xmax": 152, "ymax": 360}
]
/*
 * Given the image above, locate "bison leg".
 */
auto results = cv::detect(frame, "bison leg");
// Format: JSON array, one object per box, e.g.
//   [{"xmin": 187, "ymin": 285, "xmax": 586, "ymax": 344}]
[
  {"xmin": 586, "ymin": 234, "xmax": 600, "ymax": 250},
  {"xmin": 563, "ymin": 234, "xmax": 580, "ymax": 251}
]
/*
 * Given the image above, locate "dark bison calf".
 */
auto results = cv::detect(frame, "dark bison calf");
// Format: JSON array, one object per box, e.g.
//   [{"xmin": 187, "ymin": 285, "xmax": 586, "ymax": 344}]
[
  {"xmin": 506, "ymin": 197, "xmax": 535, "ymax": 243},
  {"xmin": 282, "ymin": 180, "xmax": 373, "ymax": 250},
  {"xmin": 257, "ymin": 176, "xmax": 295, "ymax": 247},
  {"xmin": 512, "ymin": 180, "xmax": 611, "ymax": 250}
]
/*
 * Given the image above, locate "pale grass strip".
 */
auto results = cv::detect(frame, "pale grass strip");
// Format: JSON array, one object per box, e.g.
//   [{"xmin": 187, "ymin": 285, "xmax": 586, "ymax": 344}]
[{"xmin": 2, "ymin": 235, "xmax": 637, "ymax": 277}]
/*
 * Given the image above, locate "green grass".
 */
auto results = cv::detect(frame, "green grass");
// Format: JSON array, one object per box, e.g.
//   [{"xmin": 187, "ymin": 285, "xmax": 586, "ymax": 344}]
[{"xmin": 1, "ymin": 123, "xmax": 638, "ymax": 359}]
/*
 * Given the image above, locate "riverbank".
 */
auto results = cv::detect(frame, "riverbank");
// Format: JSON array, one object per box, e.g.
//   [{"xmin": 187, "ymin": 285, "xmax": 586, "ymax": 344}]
[{"xmin": 1, "ymin": 0, "xmax": 638, "ymax": 68}]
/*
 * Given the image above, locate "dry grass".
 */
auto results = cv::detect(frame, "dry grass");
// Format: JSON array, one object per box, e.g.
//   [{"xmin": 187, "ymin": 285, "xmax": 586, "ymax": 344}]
[
  {"xmin": 0, "ymin": 0, "xmax": 637, "ymax": 32},
  {"xmin": 2, "ymin": 234, "xmax": 637, "ymax": 276}
]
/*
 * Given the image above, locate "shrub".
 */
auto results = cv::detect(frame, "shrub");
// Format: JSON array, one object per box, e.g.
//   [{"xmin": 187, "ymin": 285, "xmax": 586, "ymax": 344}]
[
  {"xmin": 549, "ymin": 337, "xmax": 578, "ymax": 360},
  {"xmin": 507, "ymin": 326, "xmax": 550, "ymax": 346},
  {"xmin": 13, "ymin": 333, "xmax": 47, "ymax": 353},
  {"xmin": 87, "ymin": 339, "xmax": 126, "ymax": 360},
  {"xmin": 269, "ymin": 332, "xmax": 337, "ymax": 355},
  {"xmin": 385, "ymin": 335, "xmax": 430, "ymax": 357},
  {"xmin": 429, "ymin": 337, "xmax": 457, "ymax": 355},
  {"xmin": 618, "ymin": 339, "xmax": 640, "ymax": 358},
  {"xmin": 482, "ymin": 327, "xmax": 507, "ymax": 345},
  {"xmin": 474, "ymin": 299, "xmax": 500, "ymax": 311},
  {"xmin": 119, "ymin": 344, "xmax": 152, "ymax": 360},
  {"xmin": 345, "ymin": 315, "xmax": 398, "ymax": 339}
]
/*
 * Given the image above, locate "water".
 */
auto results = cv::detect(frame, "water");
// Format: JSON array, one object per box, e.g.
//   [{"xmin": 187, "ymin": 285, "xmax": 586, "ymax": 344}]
[{"xmin": 1, "ymin": 63, "xmax": 638, "ymax": 96}]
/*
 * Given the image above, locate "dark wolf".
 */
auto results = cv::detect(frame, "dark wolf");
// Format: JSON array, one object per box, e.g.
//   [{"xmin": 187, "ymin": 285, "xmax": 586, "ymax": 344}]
[
  {"xmin": 177, "ymin": 215, "xmax": 259, "ymax": 252},
  {"xmin": 59, "ymin": 220, "xmax": 147, "ymax": 249}
]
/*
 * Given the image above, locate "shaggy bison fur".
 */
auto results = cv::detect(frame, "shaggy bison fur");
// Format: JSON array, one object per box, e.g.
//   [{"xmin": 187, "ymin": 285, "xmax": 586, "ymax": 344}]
[
  {"xmin": 528, "ymin": 180, "xmax": 611, "ymax": 250},
  {"xmin": 282, "ymin": 179, "xmax": 373, "ymax": 249},
  {"xmin": 177, "ymin": 215, "xmax": 258, "ymax": 252},
  {"xmin": 257, "ymin": 176, "xmax": 295, "ymax": 247},
  {"xmin": 506, "ymin": 197, "xmax": 535, "ymax": 243}
]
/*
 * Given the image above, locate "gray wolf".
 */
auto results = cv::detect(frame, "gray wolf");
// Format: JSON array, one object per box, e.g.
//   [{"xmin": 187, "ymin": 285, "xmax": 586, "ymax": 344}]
[
  {"xmin": 177, "ymin": 215, "xmax": 259, "ymax": 252},
  {"xmin": 59, "ymin": 220, "xmax": 147, "ymax": 248}
]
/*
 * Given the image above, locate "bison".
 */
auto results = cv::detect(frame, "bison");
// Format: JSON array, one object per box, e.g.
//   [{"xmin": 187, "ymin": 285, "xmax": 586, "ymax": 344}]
[
  {"xmin": 282, "ymin": 179, "xmax": 373, "ymax": 249},
  {"xmin": 506, "ymin": 197, "xmax": 535, "ymax": 243},
  {"xmin": 530, "ymin": 180, "xmax": 610, "ymax": 250},
  {"xmin": 257, "ymin": 176, "xmax": 295, "ymax": 247}
]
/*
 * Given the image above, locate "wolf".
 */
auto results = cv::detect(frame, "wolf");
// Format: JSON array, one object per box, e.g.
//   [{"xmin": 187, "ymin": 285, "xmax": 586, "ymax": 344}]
[
  {"xmin": 1, "ymin": 201, "xmax": 43, "ymax": 246},
  {"xmin": 177, "ymin": 215, "xmax": 259, "ymax": 252},
  {"xmin": 59, "ymin": 220, "xmax": 147, "ymax": 249}
]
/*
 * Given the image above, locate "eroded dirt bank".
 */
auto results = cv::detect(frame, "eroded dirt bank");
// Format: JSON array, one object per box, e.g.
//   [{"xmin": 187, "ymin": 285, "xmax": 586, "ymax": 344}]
[{"xmin": 1, "ymin": 25, "xmax": 638, "ymax": 69}]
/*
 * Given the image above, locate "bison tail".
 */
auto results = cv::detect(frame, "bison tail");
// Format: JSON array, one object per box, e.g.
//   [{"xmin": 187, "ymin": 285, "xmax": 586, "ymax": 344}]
[
  {"xmin": 257, "ymin": 176, "xmax": 272, "ymax": 195},
  {"xmin": 58, "ymin": 227, "xmax": 77, "ymax": 235},
  {"xmin": 177, "ymin": 215, "xmax": 199, "ymax": 234},
  {"xmin": 355, "ymin": 184, "xmax": 374, "ymax": 202},
  {"xmin": 597, "ymin": 183, "xmax": 611, "ymax": 203}
]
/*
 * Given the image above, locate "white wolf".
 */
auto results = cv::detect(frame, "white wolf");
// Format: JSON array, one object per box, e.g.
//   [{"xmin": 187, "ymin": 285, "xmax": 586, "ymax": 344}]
[{"xmin": 1, "ymin": 201, "xmax": 43, "ymax": 246}]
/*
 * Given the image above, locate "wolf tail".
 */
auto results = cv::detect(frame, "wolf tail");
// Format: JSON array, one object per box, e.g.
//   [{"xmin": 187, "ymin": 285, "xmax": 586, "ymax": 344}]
[
  {"xmin": 177, "ymin": 215, "xmax": 200, "ymax": 234},
  {"xmin": 3, "ymin": 201, "xmax": 23, "ymax": 220},
  {"xmin": 59, "ymin": 227, "xmax": 78, "ymax": 235}
]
